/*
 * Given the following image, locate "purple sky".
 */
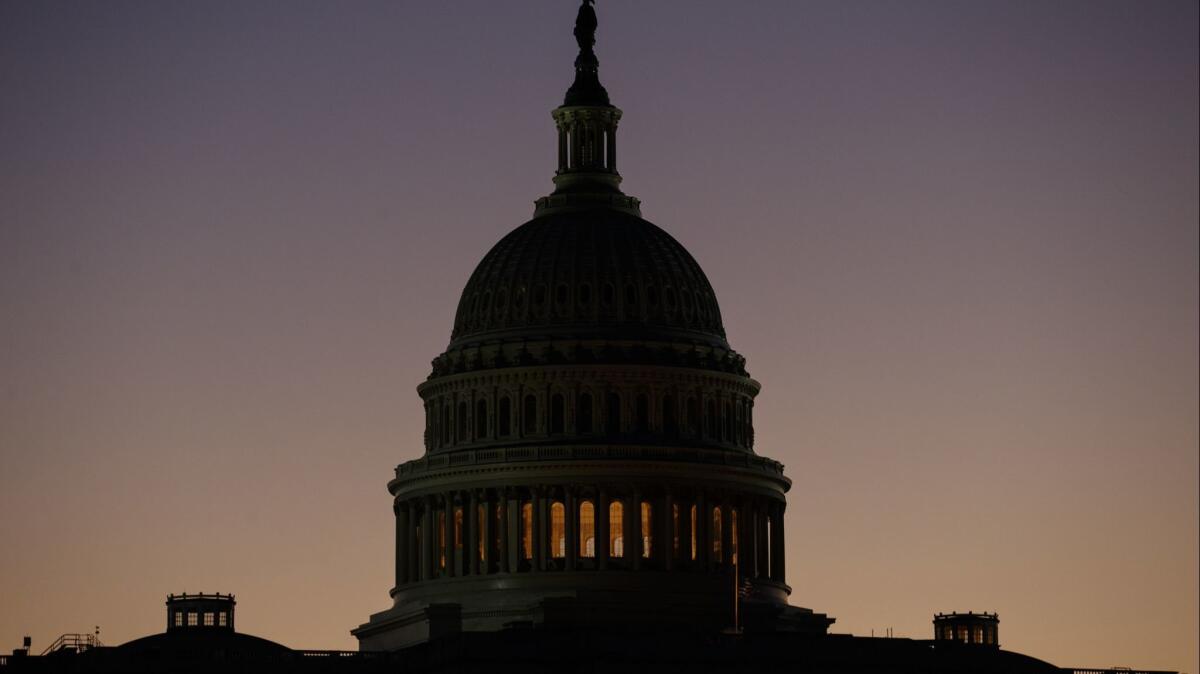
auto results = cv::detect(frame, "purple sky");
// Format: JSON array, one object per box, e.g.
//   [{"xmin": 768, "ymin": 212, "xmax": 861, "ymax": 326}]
[{"xmin": 1, "ymin": 1, "xmax": 1196, "ymax": 670}]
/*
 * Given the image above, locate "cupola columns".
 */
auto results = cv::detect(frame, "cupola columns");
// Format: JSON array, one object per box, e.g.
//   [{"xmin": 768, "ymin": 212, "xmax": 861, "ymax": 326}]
[{"xmin": 548, "ymin": 0, "xmax": 628, "ymax": 199}]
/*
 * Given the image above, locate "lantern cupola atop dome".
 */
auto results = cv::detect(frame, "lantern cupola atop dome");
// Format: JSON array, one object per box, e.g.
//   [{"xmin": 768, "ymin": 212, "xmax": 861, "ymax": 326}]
[{"xmin": 539, "ymin": 0, "xmax": 639, "ymax": 214}]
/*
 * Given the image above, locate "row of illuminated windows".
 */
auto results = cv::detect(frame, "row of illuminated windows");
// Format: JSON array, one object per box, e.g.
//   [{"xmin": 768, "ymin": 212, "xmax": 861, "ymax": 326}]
[
  {"xmin": 940, "ymin": 625, "xmax": 997, "ymax": 645},
  {"xmin": 172, "ymin": 610, "xmax": 228, "ymax": 628},
  {"xmin": 422, "ymin": 500, "xmax": 764, "ymax": 569},
  {"xmin": 429, "ymin": 390, "xmax": 753, "ymax": 449}
]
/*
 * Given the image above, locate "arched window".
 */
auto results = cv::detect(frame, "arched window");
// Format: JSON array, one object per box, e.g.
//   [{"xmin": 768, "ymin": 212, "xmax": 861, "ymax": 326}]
[
  {"xmin": 686, "ymin": 397, "xmax": 699, "ymax": 436},
  {"xmin": 609, "ymin": 501, "xmax": 624, "ymax": 557},
  {"xmin": 606, "ymin": 392, "xmax": 621, "ymax": 435},
  {"xmin": 662, "ymin": 395, "xmax": 677, "ymax": 436},
  {"xmin": 712, "ymin": 507, "xmax": 723, "ymax": 563},
  {"xmin": 475, "ymin": 399, "xmax": 487, "ymax": 439},
  {"xmin": 635, "ymin": 394, "xmax": 649, "ymax": 433},
  {"xmin": 523, "ymin": 394, "xmax": 537, "ymax": 435},
  {"xmin": 550, "ymin": 394, "xmax": 565, "ymax": 434},
  {"xmin": 458, "ymin": 401, "xmax": 468, "ymax": 442},
  {"xmin": 723, "ymin": 401, "xmax": 733, "ymax": 442},
  {"xmin": 498, "ymin": 397, "xmax": 511, "ymax": 437},
  {"xmin": 521, "ymin": 502, "xmax": 533, "ymax": 560},
  {"xmin": 550, "ymin": 501, "xmax": 566, "ymax": 558},
  {"xmin": 640, "ymin": 501, "xmax": 652, "ymax": 559},
  {"xmin": 441, "ymin": 402, "xmax": 450, "ymax": 445},
  {"xmin": 689, "ymin": 504, "xmax": 698, "ymax": 561},
  {"xmin": 578, "ymin": 393, "xmax": 593, "ymax": 433},
  {"xmin": 579, "ymin": 500, "xmax": 595, "ymax": 558}
]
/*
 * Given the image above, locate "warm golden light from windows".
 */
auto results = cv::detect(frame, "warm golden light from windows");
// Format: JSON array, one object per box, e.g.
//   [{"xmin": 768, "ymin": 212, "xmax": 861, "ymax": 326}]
[
  {"xmin": 640, "ymin": 501, "xmax": 652, "ymax": 558},
  {"xmin": 690, "ymin": 504, "xmax": 697, "ymax": 561},
  {"xmin": 580, "ymin": 500, "xmax": 595, "ymax": 557},
  {"xmin": 712, "ymin": 506, "xmax": 723, "ymax": 563},
  {"xmin": 609, "ymin": 500, "xmax": 624, "ymax": 557},
  {"xmin": 521, "ymin": 502, "xmax": 533, "ymax": 560},
  {"xmin": 550, "ymin": 501, "xmax": 566, "ymax": 558}
]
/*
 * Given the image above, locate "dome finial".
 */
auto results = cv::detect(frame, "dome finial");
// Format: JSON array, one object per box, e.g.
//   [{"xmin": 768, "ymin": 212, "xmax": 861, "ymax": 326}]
[{"xmin": 565, "ymin": 0, "xmax": 609, "ymax": 106}]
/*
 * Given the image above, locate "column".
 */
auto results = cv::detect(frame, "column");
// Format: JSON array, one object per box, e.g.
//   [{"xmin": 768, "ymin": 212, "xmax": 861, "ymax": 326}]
[
  {"xmin": 756, "ymin": 501, "xmax": 770, "ymax": 580},
  {"xmin": 631, "ymin": 487, "xmax": 642, "ymax": 571},
  {"xmin": 774, "ymin": 501, "xmax": 787, "ymax": 583},
  {"xmin": 395, "ymin": 501, "xmax": 409, "ymax": 587},
  {"xmin": 480, "ymin": 490, "xmax": 493, "ymax": 575},
  {"xmin": 420, "ymin": 497, "xmax": 433, "ymax": 582},
  {"xmin": 466, "ymin": 490, "xmax": 479, "ymax": 575},
  {"xmin": 686, "ymin": 486, "xmax": 696, "ymax": 566},
  {"xmin": 661, "ymin": 488, "xmax": 674, "ymax": 572},
  {"xmin": 565, "ymin": 486, "xmax": 578, "ymax": 571},
  {"xmin": 623, "ymin": 491, "xmax": 636, "ymax": 567},
  {"xmin": 720, "ymin": 496, "xmax": 733, "ymax": 571},
  {"xmin": 407, "ymin": 501, "xmax": 418, "ymax": 584},
  {"xmin": 444, "ymin": 491, "xmax": 457, "ymax": 577},
  {"xmin": 505, "ymin": 489, "xmax": 520, "ymax": 573},
  {"xmin": 596, "ymin": 486, "xmax": 609, "ymax": 570},
  {"xmin": 534, "ymin": 488, "xmax": 547, "ymax": 572}
]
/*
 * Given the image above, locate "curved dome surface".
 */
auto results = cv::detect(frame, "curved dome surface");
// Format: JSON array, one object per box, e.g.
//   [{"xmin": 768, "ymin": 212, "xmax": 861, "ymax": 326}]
[{"xmin": 449, "ymin": 209, "xmax": 727, "ymax": 349}]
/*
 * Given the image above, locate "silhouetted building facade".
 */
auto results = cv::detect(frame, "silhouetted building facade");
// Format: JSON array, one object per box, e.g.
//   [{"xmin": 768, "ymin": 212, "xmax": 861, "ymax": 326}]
[
  {"xmin": 0, "ymin": 4, "xmax": 1180, "ymax": 674},
  {"xmin": 352, "ymin": 0, "xmax": 827, "ymax": 652}
]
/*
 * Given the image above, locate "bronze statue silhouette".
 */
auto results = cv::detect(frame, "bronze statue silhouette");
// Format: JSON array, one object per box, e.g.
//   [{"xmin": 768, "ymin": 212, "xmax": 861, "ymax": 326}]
[{"xmin": 574, "ymin": 0, "xmax": 597, "ymax": 51}]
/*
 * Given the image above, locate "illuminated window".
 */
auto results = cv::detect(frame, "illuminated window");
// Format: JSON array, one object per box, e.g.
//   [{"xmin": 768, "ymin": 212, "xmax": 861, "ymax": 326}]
[
  {"xmin": 691, "ymin": 501, "xmax": 700, "ymax": 558},
  {"xmin": 521, "ymin": 502, "xmax": 533, "ymax": 559},
  {"xmin": 986, "ymin": 628, "xmax": 995, "ymax": 645},
  {"xmin": 943, "ymin": 626, "xmax": 953, "ymax": 640},
  {"xmin": 454, "ymin": 507, "xmax": 464, "ymax": 550},
  {"xmin": 672, "ymin": 504, "xmax": 680, "ymax": 558},
  {"xmin": 957, "ymin": 626, "xmax": 968, "ymax": 642},
  {"xmin": 438, "ymin": 511, "xmax": 447, "ymax": 569},
  {"xmin": 712, "ymin": 507, "xmax": 723, "ymax": 562},
  {"xmin": 478, "ymin": 504, "xmax": 487, "ymax": 561},
  {"xmin": 218, "ymin": 612, "xmax": 227, "ymax": 627},
  {"xmin": 609, "ymin": 501, "xmax": 624, "ymax": 557},
  {"xmin": 550, "ymin": 501, "xmax": 566, "ymax": 558},
  {"xmin": 187, "ymin": 612, "xmax": 198, "ymax": 627},
  {"xmin": 174, "ymin": 611, "xmax": 183, "ymax": 627},
  {"xmin": 973, "ymin": 626, "xmax": 984, "ymax": 644},
  {"xmin": 579, "ymin": 500, "xmax": 595, "ymax": 557},
  {"xmin": 731, "ymin": 508, "xmax": 739, "ymax": 565},
  {"xmin": 640, "ymin": 501, "xmax": 652, "ymax": 558},
  {"xmin": 203, "ymin": 612, "xmax": 214, "ymax": 627}
]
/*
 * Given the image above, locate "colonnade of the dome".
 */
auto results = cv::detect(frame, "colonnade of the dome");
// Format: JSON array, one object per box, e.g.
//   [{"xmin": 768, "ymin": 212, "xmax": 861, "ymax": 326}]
[
  {"xmin": 390, "ymin": 484, "xmax": 787, "ymax": 593},
  {"xmin": 421, "ymin": 365, "xmax": 757, "ymax": 453}
]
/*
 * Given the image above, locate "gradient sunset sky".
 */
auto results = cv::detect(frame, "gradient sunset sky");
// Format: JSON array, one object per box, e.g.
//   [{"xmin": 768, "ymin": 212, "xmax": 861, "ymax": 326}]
[{"xmin": 1, "ymin": 1, "xmax": 1196, "ymax": 671}]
